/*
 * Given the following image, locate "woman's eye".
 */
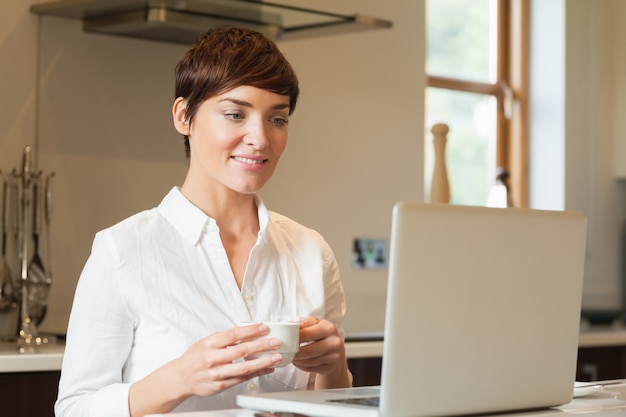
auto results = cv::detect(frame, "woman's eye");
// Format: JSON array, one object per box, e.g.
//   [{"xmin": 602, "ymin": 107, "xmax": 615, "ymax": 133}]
[
  {"xmin": 225, "ymin": 113, "xmax": 244, "ymax": 121},
  {"xmin": 271, "ymin": 117, "xmax": 289, "ymax": 126}
]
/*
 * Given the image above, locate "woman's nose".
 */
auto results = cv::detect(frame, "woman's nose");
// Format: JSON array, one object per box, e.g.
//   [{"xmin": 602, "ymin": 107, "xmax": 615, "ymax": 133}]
[{"xmin": 244, "ymin": 120, "xmax": 269, "ymax": 149}]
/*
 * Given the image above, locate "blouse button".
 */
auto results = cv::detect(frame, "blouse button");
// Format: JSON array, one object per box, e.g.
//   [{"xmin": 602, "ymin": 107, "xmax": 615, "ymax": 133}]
[
  {"xmin": 248, "ymin": 382, "xmax": 258, "ymax": 391},
  {"xmin": 244, "ymin": 293, "xmax": 254, "ymax": 301}
]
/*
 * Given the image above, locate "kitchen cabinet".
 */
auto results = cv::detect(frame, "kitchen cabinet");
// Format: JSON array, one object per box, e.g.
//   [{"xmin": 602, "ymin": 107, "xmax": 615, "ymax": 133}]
[
  {"xmin": 576, "ymin": 328, "xmax": 626, "ymax": 381},
  {"xmin": 344, "ymin": 336, "xmax": 384, "ymax": 386},
  {"xmin": 0, "ymin": 371, "xmax": 59, "ymax": 416},
  {"xmin": 0, "ymin": 341, "xmax": 63, "ymax": 417},
  {"xmin": 576, "ymin": 346, "xmax": 626, "ymax": 381},
  {"xmin": 348, "ymin": 357, "xmax": 383, "ymax": 386},
  {"xmin": 0, "ymin": 362, "xmax": 379, "ymax": 414},
  {"xmin": 347, "ymin": 349, "xmax": 626, "ymax": 387}
]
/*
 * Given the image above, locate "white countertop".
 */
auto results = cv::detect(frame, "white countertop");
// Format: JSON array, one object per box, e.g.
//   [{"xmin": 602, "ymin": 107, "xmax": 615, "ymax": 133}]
[
  {"xmin": 343, "ymin": 327, "xmax": 626, "ymax": 357},
  {"xmin": 0, "ymin": 339, "xmax": 381, "ymax": 374},
  {"xmin": 344, "ymin": 328, "xmax": 626, "ymax": 358},
  {"xmin": 345, "ymin": 340, "xmax": 384, "ymax": 358},
  {"xmin": 579, "ymin": 328, "xmax": 626, "ymax": 348},
  {"xmin": 0, "ymin": 339, "xmax": 64, "ymax": 372},
  {"xmin": 1, "ymin": 327, "xmax": 626, "ymax": 374}
]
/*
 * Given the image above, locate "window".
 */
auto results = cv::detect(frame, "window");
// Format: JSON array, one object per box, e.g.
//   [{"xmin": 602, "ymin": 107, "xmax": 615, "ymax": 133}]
[{"xmin": 424, "ymin": 0, "xmax": 528, "ymax": 207}]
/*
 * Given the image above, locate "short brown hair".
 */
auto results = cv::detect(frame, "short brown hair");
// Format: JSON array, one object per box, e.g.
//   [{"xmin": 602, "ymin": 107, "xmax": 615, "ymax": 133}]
[{"xmin": 174, "ymin": 27, "xmax": 300, "ymax": 156}]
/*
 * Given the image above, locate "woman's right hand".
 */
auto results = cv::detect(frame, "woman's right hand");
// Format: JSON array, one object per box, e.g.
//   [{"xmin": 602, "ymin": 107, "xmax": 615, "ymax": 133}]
[
  {"xmin": 177, "ymin": 323, "xmax": 284, "ymax": 396},
  {"xmin": 129, "ymin": 323, "xmax": 283, "ymax": 416}
]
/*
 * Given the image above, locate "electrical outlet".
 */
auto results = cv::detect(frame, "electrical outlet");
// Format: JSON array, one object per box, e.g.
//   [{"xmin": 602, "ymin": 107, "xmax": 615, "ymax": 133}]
[{"xmin": 352, "ymin": 239, "xmax": 387, "ymax": 269}]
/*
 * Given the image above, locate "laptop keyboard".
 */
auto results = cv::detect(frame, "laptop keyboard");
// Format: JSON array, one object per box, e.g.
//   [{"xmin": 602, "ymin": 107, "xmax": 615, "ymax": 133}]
[{"xmin": 327, "ymin": 395, "xmax": 380, "ymax": 407}]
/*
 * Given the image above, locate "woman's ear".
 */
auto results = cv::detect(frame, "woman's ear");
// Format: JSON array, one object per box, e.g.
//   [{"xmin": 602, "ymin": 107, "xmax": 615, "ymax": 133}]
[{"xmin": 173, "ymin": 97, "xmax": 190, "ymax": 135}]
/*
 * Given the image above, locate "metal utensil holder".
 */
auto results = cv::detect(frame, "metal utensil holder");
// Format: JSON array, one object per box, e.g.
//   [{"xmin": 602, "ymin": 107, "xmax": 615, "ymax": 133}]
[{"xmin": 0, "ymin": 146, "xmax": 54, "ymax": 352}]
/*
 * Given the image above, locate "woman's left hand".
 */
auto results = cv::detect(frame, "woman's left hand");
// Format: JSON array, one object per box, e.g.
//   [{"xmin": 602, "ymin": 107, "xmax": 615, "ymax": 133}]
[{"xmin": 292, "ymin": 317, "xmax": 349, "ymax": 383}]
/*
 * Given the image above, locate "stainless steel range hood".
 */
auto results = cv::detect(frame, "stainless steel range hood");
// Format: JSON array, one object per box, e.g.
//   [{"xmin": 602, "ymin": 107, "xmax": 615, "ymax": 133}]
[{"xmin": 30, "ymin": 0, "xmax": 393, "ymax": 44}]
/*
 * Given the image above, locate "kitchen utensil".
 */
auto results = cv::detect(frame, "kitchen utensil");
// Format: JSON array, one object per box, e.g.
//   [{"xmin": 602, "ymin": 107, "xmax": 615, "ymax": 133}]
[
  {"xmin": 18, "ymin": 146, "xmax": 39, "ymax": 350},
  {"xmin": 44, "ymin": 173, "xmax": 53, "ymax": 225},
  {"xmin": 10, "ymin": 170, "xmax": 20, "ymax": 282},
  {"xmin": 27, "ymin": 174, "xmax": 50, "ymax": 325},
  {"xmin": 44, "ymin": 173, "xmax": 54, "ymax": 281},
  {"xmin": 0, "ymin": 174, "xmax": 15, "ymax": 310}
]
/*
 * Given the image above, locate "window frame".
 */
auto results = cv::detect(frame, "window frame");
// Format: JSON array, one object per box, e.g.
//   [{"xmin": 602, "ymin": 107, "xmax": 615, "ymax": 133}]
[{"xmin": 426, "ymin": 0, "xmax": 529, "ymax": 207}]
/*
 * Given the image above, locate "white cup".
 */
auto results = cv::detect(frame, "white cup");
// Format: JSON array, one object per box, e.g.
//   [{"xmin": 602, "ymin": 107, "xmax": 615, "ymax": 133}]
[{"xmin": 242, "ymin": 321, "xmax": 300, "ymax": 367}]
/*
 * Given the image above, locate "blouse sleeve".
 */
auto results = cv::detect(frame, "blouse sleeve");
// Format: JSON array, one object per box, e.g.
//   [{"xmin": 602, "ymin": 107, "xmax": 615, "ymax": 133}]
[
  {"xmin": 321, "ymin": 242, "xmax": 347, "ymax": 340},
  {"xmin": 55, "ymin": 231, "xmax": 134, "ymax": 417}
]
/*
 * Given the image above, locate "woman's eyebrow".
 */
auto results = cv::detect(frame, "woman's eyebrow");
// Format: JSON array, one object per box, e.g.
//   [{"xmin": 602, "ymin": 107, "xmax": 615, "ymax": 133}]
[
  {"xmin": 219, "ymin": 97, "xmax": 251, "ymax": 107},
  {"xmin": 219, "ymin": 97, "xmax": 290, "ymax": 110}
]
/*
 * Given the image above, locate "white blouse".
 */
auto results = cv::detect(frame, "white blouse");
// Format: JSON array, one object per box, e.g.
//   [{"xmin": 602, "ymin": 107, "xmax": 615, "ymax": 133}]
[{"xmin": 55, "ymin": 187, "xmax": 346, "ymax": 417}]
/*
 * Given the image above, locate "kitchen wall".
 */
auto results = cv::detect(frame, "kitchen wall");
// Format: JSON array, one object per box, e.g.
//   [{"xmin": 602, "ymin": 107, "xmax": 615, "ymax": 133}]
[
  {"xmin": 529, "ymin": 0, "xmax": 626, "ymax": 309},
  {"xmin": 2, "ymin": 0, "xmax": 424, "ymax": 335},
  {"xmin": 1, "ymin": 0, "xmax": 38, "ymax": 176},
  {"xmin": 1, "ymin": 0, "xmax": 625, "ymax": 337}
]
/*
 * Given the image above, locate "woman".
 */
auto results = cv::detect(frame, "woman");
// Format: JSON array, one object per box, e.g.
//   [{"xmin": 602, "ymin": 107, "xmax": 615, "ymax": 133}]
[{"xmin": 55, "ymin": 27, "xmax": 351, "ymax": 417}]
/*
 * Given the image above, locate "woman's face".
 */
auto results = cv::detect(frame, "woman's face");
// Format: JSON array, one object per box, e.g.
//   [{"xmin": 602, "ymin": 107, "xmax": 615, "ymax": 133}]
[{"xmin": 175, "ymin": 85, "xmax": 291, "ymax": 195}]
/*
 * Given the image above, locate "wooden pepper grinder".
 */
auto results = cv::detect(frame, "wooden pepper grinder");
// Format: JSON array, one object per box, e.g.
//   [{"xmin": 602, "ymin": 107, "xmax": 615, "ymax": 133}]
[{"xmin": 429, "ymin": 123, "xmax": 450, "ymax": 203}]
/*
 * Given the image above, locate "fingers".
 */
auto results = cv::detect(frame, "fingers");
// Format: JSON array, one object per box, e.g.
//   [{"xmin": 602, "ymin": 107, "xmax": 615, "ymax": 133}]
[
  {"xmin": 298, "ymin": 318, "xmax": 337, "ymax": 344},
  {"xmin": 295, "ymin": 332, "xmax": 344, "ymax": 361},
  {"xmin": 207, "ymin": 352, "xmax": 283, "ymax": 381},
  {"xmin": 200, "ymin": 326, "xmax": 282, "ymax": 367},
  {"xmin": 293, "ymin": 343, "xmax": 343, "ymax": 374},
  {"xmin": 218, "ymin": 323, "xmax": 270, "ymax": 348},
  {"xmin": 192, "ymin": 355, "xmax": 281, "ymax": 396},
  {"xmin": 198, "ymin": 343, "xmax": 282, "ymax": 393},
  {"xmin": 299, "ymin": 316, "xmax": 320, "ymax": 329},
  {"xmin": 179, "ymin": 326, "xmax": 285, "ymax": 398},
  {"xmin": 291, "ymin": 318, "xmax": 347, "ymax": 375}
]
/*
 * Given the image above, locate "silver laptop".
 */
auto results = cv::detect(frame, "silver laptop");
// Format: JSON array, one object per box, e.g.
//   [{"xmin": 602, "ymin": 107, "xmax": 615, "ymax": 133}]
[{"xmin": 237, "ymin": 202, "xmax": 587, "ymax": 417}]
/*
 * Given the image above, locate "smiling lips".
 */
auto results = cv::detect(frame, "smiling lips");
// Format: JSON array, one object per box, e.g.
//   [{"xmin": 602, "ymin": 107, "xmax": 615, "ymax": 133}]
[{"xmin": 232, "ymin": 156, "xmax": 267, "ymax": 165}]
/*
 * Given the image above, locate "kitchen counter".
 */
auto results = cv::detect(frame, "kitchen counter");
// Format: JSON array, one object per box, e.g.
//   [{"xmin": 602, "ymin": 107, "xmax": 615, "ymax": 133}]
[
  {"xmin": 343, "ymin": 328, "xmax": 626, "ymax": 359},
  {"xmin": 345, "ymin": 340, "xmax": 384, "ymax": 358},
  {"xmin": 345, "ymin": 331, "xmax": 384, "ymax": 358},
  {"xmin": 1, "ymin": 327, "xmax": 626, "ymax": 374},
  {"xmin": 0, "ymin": 340, "xmax": 64, "ymax": 373},
  {"xmin": 579, "ymin": 328, "xmax": 626, "ymax": 348},
  {"xmin": 0, "ymin": 338, "xmax": 383, "ymax": 374}
]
